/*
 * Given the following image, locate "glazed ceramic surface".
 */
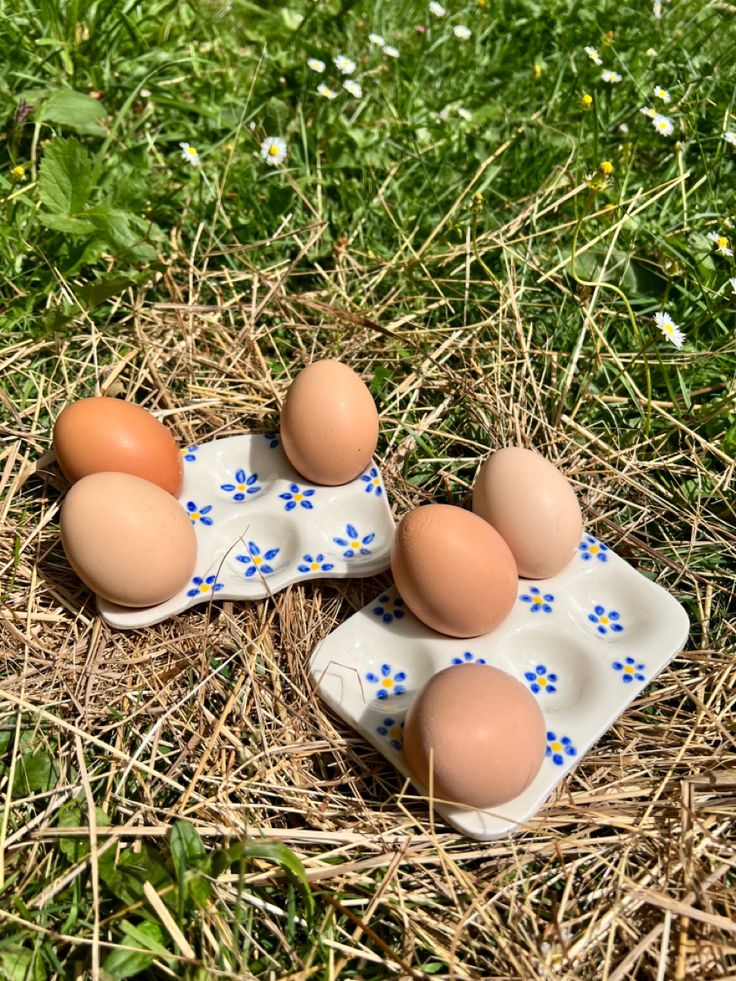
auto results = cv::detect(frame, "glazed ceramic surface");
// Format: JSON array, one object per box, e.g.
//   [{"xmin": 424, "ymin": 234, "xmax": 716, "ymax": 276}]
[
  {"xmin": 97, "ymin": 434, "xmax": 394, "ymax": 628},
  {"xmin": 309, "ymin": 534, "xmax": 690, "ymax": 840}
]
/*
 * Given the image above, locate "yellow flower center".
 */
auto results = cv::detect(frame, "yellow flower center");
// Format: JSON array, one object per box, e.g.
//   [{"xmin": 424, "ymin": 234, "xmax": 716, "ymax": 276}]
[
  {"xmin": 268, "ymin": 144, "xmax": 280, "ymax": 156},
  {"xmin": 199, "ymin": 583, "xmax": 210, "ymax": 593},
  {"xmin": 581, "ymin": 94, "xmax": 592, "ymax": 106},
  {"xmin": 663, "ymin": 324, "xmax": 674, "ymax": 335},
  {"xmin": 390, "ymin": 726, "xmax": 402, "ymax": 741},
  {"xmin": 600, "ymin": 160, "xmax": 613, "ymax": 174},
  {"xmin": 717, "ymin": 236, "xmax": 728, "ymax": 249},
  {"xmin": 533, "ymin": 596, "xmax": 543, "ymax": 605},
  {"xmin": 191, "ymin": 512, "xmax": 200, "ymax": 521},
  {"xmin": 384, "ymin": 602, "xmax": 393, "ymax": 612},
  {"xmin": 599, "ymin": 615, "xmax": 609, "ymax": 625},
  {"xmin": 624, "ymin": 666, "xmax": 634, "ymax": 674},
  {"xmin": 533, "ymin": 64, "xmax": 542, "ymax": 77},
  {"xmin": 351, "ymin": 540, "xmax": 360, "ymax": 549},
  {"xmin": 373, "ymin": 477, "xmax": 380, "ymax": 485},
  {"xmin": 538, "ymin": 676, "xmax": 547, "ymax": 687},
  {"xmin": 252, "ymin": 555, "xmax": 262, "ymax": 566},
  {"xmin": 11, "ymin": 165, "xmax": 25, "ymax": 178},
  {"xmin": 551, "ymin": 742, "xmax": 562, "ymax": 753},
  {"xmin": 293, "ymin": 493, "xmax": 303, "ymax": 501},
  {"xmin": 186, "ymin": 146, "xmax": 197, "ymax": 157},
  {"xmin": 382, "ymin": 679, "xmax": 393, "ymax": 688},
  {"xmin": 310, "ymin": 562, "xmax": 319, "ymax": 570},
  {"xmin": 589, "ymin": 545, "xmax": 599, "ymax": 554}
]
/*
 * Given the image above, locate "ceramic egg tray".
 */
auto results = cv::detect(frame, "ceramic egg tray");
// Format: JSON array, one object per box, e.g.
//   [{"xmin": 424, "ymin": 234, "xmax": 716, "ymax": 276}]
[
  {"xmin": 98, "ymin": 434, "xmax": 395, "ymax": 628},
  {"xmin": 309, "ymin": 534, "xmax": 690, "ymax": 840}
]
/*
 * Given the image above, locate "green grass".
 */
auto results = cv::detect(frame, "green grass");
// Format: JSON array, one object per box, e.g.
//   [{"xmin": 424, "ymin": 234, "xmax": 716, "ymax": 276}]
[{"xmin": 1, "ymin": 0, "xmax": 735, "ymax": 978}]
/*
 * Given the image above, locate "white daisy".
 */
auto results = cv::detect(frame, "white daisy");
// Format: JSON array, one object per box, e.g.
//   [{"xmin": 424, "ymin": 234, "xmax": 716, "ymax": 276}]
[
  {"xmin": 654, "ymin": 312, "xmax": 685, "ymax": 349},
  {"xmin": 343, "ymin": 79, "xmax": 362, "ymax": 98},
  {"xmin": 260, "ymin": 136, "xmax": 287, "ymax": 166},
  {"xmin": 429, "ymin": 1, "xmax": 446, "ymax": 14},
  {"xmin": 317, "ymin": 83, "xmax": 338, "ymax": 100},
  {"xmin": 708, "ymin": 231, "xmax": 733, "ymax": 257},
  {"xmin": 369, "ymin": 33, "xmax": 385, "ymax": 46},
  {"xmin": 653, "ymin": 0, "xmax": 662, "ymax": 17},
  {"xmin": 383, "ymin": 44, "xmax": 399, "ymax": 57},
  {"xmin": 601, "ymin": 70, "xmax": 622, "ymax": 83},
  {"xmin": 584, "ymin": 46, "xmax": 602, "ymax": 66},
  {"xmin": 646, "ymin": 47, "xmax": 657, "ymax": 58},
  {"xmin": 654, "ymin": 85, "xmax": 671, "ymax": 103},
  {"xmin": 453, "ymin": 25, "xmax": 472, "ymax": 39},
  {"xmin": 619, "ymin": 122, "xmax": 630, "ymax": 134},
  {"xmin": 724, "ymin": 131, "xmax": 736, "ymax": 146},
  {"xmin": 140, "ymin": 88, "xmax": 151, "ymax": 98},
  {"xmin": 640, "ymin": 106, "xmax": 657, "ymax": 118},
  {"xmin": 307, "ymin": 57, "xmax": 326, "ymax": 73},
  {"xmin": 334, "ymin": 55, "xmax": 356, "ymax": 75},
  {"xmin": 438, "ymin": 107, "xmax": 450, "ymax": 121},
  {"xmin": 456, "ymin": 107, "xmax": 472, "ymax": 121},
  {"xmin": 179, "ymin": 142, "xmax": 200, "ymax": 166},
  {"xmin": 729, "ymin": 277, "xmax": 736, "ymax": 294},
  {"xmin": 652, "ymin": 113, "xmax": 674, "ymax": 136}
]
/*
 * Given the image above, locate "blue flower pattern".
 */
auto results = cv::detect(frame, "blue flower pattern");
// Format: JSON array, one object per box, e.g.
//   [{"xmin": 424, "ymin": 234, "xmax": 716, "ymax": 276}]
[
  {"xmin": 235, "ymin": 541, "xmax": 280, "ymax": 577},
  {"xmin": 181, "ymin": 445, "xmax": 199, "ymax": 462},
  {"xmin": 187, "ymin": 575, "xmax": 224, "ymax": 598},
  {"xmin": 376, "ymin": 717, "xmax": 404, "ymax": 750},
  {"xmin": 525, "ymin": 664, "xmax": 558, "ymax": 694},
  {"xmin": 360, "ymin": 467, "xmax": 383, "ymax": 497},
  {"xmin": 333, "ymin": 524, "xmax": 375, "ymax": 558},
  {"xmin": 546, "ymin": 732, "xmax": 576, "ymax": 766},
  {"xmin": 372, "ymin": 594, "xmax": 405, "ymax": 624},
  {"xmin": 612, "ymin": 657, "xmax": 646, "ymax": 683},
  {"xmin": 519, "ymin": 586, "xmax": 554, "ymax": 614},
  {"xmin": 221, "ymin": 469, "xmax": 261, "ymax": 501},
  {"xmin": 451, "ymin": 651, "xmax": 487, "ymax": 665},
  {"xmin": 297, "ymin": 553, "xmax": 335, "ymax": 573},
  {"xmin": 579, "ymin": 536, "xmax": 609, "ymax": 563},
  {"xmin": 366, "ymin": 664, "xmax": 407, "ymax": 699},
  {"xmin": 279, "ymin": 483, "xmax": 316, "ymax": 512},
  {"xmin": 264, "ymin": 432, "xmax": 279, "ymax": 448},
  {"xmin": 186, "ymin": 501, "xmax": 214, "ymax": 526},
  {"xmin": 588, "ymin": 605, "xmax": 624, "ymax": 635}
]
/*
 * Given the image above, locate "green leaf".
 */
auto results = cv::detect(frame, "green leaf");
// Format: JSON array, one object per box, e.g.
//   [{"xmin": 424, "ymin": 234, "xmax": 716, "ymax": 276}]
[
  {"xmin": 38, "ymin": 213, "xmax": 97, "ymax": 234},
  {"xmin": 212, "ymin": 839, "xmax": 313, "ymax": 922},
  {"xmin": 280, "ymin": 8, "xmax": 304, "ymax": 30},
  {"xmin": 100, "ymin": 843, "xmax": 174, "ymax": 907},
  {"xmin": 36, "ymin": 89, "xmax": 106, "ymax": 136},
  {"xmin": 13, "ymin": 749, "xmax": 58, "ymax": 796},
  {"xmin": 170, "ymin": 821, "xmax": 211, "ymax": 911},
  {"xmin": 57, "ymin": 800, "xmax": 111, "ymax": 864},
  {"xmin": 0, "ymin": 945, "xmax": 46, "ymax": 981},
  {"xmin": 38, "ymin": 138, "xmax": 93, "ymax": 217},
  {"xmin": 102, "ymin": 920, "xmax": 169, "ymax": 979}
]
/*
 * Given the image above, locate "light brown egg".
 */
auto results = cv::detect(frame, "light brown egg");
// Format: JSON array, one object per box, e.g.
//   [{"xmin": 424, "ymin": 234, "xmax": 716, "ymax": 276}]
[
  {"xmin": 390, "ymin": 504, "xmax": 518, "ymax": 638},
  {"xmin": 60, "ymin": 472, "xmax": 197, "ymax": 607},
  {"xmin": 280, "ymin": 360, "xmax": 379, "ymax": 485},
  {"xmin": 403, "ymin": 664, "xmax": 546, "ymax": 808},
  {"xmin": 472, "ymin": 447, "xmax": 582, "ymax": 579},
  {"xmin": 54, "ymin": 397, "xmax": 183, "ymax": 496}
]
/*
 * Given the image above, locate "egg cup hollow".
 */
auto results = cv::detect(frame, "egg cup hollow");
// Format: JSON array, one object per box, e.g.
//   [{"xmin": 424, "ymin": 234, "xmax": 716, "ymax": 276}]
[
  {"xmin": 96, "ymin": 434, "xmax": 395, "ymax": 629},
  {"xmin": 308, "ymin": 533, "xmax": 690, "ymax": 840}
]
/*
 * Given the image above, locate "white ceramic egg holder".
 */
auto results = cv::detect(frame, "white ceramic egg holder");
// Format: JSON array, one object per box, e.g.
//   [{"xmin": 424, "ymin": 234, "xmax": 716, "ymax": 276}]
[
  {"xmin": 309, "ymin": 535, "xmax": 690, "ymax": 840},
  {"xmin": 97, "ymin": 434, "xmax": 395, "ymax": 628}
]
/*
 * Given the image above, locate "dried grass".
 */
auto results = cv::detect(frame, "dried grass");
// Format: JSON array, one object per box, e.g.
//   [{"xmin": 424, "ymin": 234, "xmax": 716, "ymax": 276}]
[{"xmin": 1, "ymin": 204, "xmax": 734, "ymax": 979}]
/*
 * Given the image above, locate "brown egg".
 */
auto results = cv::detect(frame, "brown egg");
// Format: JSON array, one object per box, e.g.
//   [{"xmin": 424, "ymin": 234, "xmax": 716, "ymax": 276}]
[
  {"xmin": 472, "ymin": 447, "xmax": 582, "ymax": 579},
  {"xmin": 54, "ymin": 397, "xmax": 183, "ymax": 496},
  {"xmin": 280, "ymin": 360, "xmax": 379, "ymax": 485},
  {"xmin": 403, "ymin": 664, "xmax": 546, "ymax": 808},
  {"xmin": 61, "ymin": 472, "xmax": 197, "ymax": 607},
  {"xmin": 391, "ymin": 504, "xmax": 518, "ymax": 638}
]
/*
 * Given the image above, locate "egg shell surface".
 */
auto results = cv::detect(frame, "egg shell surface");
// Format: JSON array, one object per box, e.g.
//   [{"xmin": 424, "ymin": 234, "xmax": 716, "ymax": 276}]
[
  {"xmin": 390, "ymin": 504, "xmax": 518, "ymax": 638},
  {"xmin": 60, "ymin": 472, "xmax": 197, "ymax": 607},
  {"xmin": 472, "ymin": 447, "xmax": 582, "ymax": 579},
  {"xmin": 403, "ymin": 664, "xmax": 546, "ymax": 808},
  {"xmin": 280, "ymin": 360, "xmax": 379, "ymax": 485},
  {"xmin": 54, "ymin": 397, "xmax": 183, "ymax": 496}
]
